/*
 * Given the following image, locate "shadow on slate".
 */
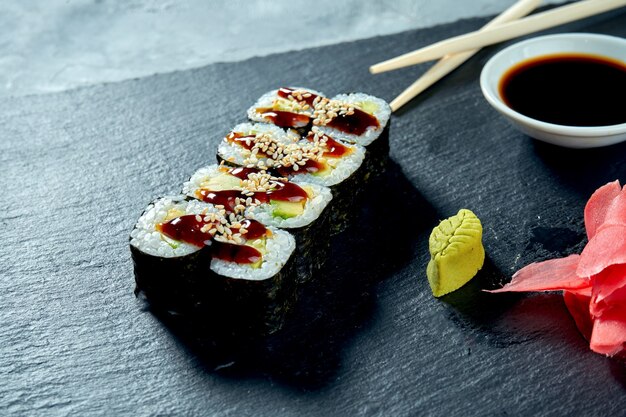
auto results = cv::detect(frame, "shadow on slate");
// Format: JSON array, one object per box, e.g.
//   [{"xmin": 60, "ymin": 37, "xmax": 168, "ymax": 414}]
[
  {"xmin": 437, "ymin": 256, "xmax": 549, "ymax": 351},
  {"xmin": 144, "ymin": 161, "xmax": 437, "ymax": 391},
  {"xmin": 533, "ymin": 139, "xmax": 626, "ymax": 197},
  {"xmin": 610, "ymin": 359, "xmax": 626, "ymax": 389}
]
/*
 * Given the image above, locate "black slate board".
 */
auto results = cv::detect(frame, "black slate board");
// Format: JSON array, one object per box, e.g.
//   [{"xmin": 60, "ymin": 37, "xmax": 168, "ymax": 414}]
[{"xmin": 2, "ymin": 8, "xmax": 626, "ymax": 417}]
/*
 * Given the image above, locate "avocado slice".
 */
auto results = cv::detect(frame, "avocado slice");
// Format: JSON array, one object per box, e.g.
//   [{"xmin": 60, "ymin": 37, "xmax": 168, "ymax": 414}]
[
  {"xmin": 356, "ymin": 100, "xmax": 379, "ymax": 114},
  {"xmin": 245, "ymin": 237, "xmax": 268, "ymax": 269},
  {"xmin": 160, "ymin": 234, "xmax": 180, "ymax": 249},
  {"xmin": 272, "ymin": 98, "xmax": 302, "ymax": 112},
  {"xmin": 200, "ymin": 173, "xmax": 241, "ymax": 191},
  {"xmin": 311, "ymin": 161, "xmax": 332, "ymax": 177},
  {"xmin": 164, "ymin": 207, "xmax": 186, "ymax": 221},
  {"xmin": 270, "ymin": 200, "xmax": 305, "ymax": 219}
]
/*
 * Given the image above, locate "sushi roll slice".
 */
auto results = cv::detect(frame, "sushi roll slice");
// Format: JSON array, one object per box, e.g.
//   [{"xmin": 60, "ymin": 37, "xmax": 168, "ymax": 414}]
[
  {"xmin": 314, "ymin": 93, "xmax": 391, "ymax": 148},
  {"xmin": 130, "ymin": 196, "xmax": 297, "ymax": 335},
  {"xmin": 130, "ymin": 196, "xmax": 215, "ymax": 313},
  {"xmin": 217, "ymin": 122, "xmax": 367, "ymax": 233},
  {"xmin": 315, "ymin": 93, "xmax": 391, "ymax": 178},
  {"xmin": 182, "ymin": 164, "xmax": 333, "ymax": 282}
]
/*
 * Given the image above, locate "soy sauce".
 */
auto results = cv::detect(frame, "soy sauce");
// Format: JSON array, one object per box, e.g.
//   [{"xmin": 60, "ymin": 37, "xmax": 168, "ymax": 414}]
[{"xmin": 499, "ymin": 53, "xmax": 626, "ymax": 126}]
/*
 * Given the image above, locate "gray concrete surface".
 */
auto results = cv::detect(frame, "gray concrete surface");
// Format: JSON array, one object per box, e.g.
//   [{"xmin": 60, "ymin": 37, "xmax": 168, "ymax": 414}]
[{"xmin": 1, "ymin": 0, "xmax": 562, "ymax": 97}]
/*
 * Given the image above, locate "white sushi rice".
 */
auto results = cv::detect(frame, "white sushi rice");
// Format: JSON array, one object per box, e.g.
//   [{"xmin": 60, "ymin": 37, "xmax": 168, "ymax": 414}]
[
  {"xmin": 130, "ymin": 196, "xmax": 216, "ymax": 258},
  {"xmin": 246, "ymin": 182, "xmax": 333, "ymax": 228},
  {"xmin": 247, "ymin": 87, "xmax": 326, "ymax": 122},
  {"xmin": 183, "ymin": 163, "xmax": 333, "ymax": 228},
  {"xmin": 316, "ymin": 93, "xmax": 391, "ymax": 147},
  {"xmin": 211, "ymin": 227, "xmax": 295, "ymax": 281}
]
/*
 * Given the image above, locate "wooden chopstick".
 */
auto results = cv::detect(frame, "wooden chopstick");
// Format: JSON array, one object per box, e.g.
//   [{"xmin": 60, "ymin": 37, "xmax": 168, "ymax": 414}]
[
  {"xmin": 371, "ymin": 0, "xmax": 626, "ymax": 74},
  {"xmin": 390, "ymin": 0, "xmax": 541, "ymax": 112}
]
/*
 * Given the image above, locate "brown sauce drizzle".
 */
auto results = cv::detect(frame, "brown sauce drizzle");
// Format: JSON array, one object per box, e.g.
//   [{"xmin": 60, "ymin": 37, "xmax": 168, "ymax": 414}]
[
  {"xmin": 195, "ymin": 166, "xmax": 309, "ymax": 208},
  {"xmin": 277, "ymin": 87, "xmax": 319, "ymax": 106},
  {"xmin": 228, "ymin": 166, "xmax": 260, "ymax": 179},
  {"xmin": 326, "ymin": 108, "xmax": 379, "ymax": 136},
  {"xmin": 226, "ymin": 132, "xmax": 257, "ymax": 150},
  {"xmin": 157, "ymin": 215, "xmax": 212, "ymax": 248},
  {"xmin": 237, "ymin": 219, "xmax": 269, "ymax": 240},
  {"xmin": 306, "ymin": 132, "xmax": 352, "ymax": 157},
  {"xmin": 255, "ymin": 109, "xmax": 310, "ymax": 128},
  {"xmin": 276, "ymin": 159, "xmax": 325, "ymax": 177},
  {"xmin": 212, "ymin": 241, "xmax": 262, "ymax": 264},
  {"xmin": 196, "ymin": 189, "xmax": 247, "ymax": 211},
  {"xmin": 256, "ymin": 87, "xmax": 316, "ymax": 129},
  {"xmin": 197, "ymin": 182, "xmax": 307, "ymax": 207},
  {"xmin": 157, "ymin": 215, "xmax": 268, "ymax": 264}
]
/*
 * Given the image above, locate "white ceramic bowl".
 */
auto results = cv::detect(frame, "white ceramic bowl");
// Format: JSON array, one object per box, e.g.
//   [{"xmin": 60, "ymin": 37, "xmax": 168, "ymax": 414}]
[{"xmin": 480, "ymin": 33, "xmax": 626, "ymax": 149}]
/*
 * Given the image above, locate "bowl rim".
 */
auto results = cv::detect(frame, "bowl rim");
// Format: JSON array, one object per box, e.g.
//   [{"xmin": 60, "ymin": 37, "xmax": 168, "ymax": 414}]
[{"xmin": 480, "ymin": 33, "xmax": 626, "ymax": 138}]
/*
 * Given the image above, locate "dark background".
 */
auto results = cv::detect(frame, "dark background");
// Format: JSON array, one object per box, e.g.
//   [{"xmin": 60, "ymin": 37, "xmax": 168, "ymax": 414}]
[{"xmin": 2, "ymin": 9, "xmax": 625, "ymax": 417}]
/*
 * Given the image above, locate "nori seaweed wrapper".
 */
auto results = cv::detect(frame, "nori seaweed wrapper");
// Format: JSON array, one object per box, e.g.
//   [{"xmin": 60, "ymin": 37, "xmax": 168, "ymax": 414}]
[
  {"xmin": 325, "ymin": 158, "xmax": 369, "ymax": 234},
  {"xmin": 131, "ymin": 244, "xmax": 214, "ymax": 315},
  {"xmin": 208, "ymin": 253, "xmax": 299, "ymax": 336},
  {"xmin": 327, "ymin": 121, "xmax": 390, "ymax": 234},
  {"xmin": 131, "ymin": 194, "xmax": 301, "ymax": 336},
  {"xmin": 132, "ymin": 242, "xmax": 299, "ymax": 336},
  {"xmin": 361, "ymin": 122, "xmax": 390, "ymax": 184},
  {"xmin": 287, "ymin": 202, "xmax": 332, "ymax": 283}
]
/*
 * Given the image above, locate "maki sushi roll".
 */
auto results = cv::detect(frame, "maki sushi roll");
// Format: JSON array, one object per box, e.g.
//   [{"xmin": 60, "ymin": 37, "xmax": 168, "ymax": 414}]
[
  {"xmin": 130, "ymin": 86, "xmax": 395, "ymax": 338},
  {"xmin": 130, "ymin": 196, "xmax": 297, "ymax": 335},
  {"xmin": 182, "ymin": 164, "xmax": 333, "ymax": 282},
  {"xmin": 130, "ymin": 196, "xmax": 214, "ymax": 312},
  {"xmin": 217, "ymin": 122, "xmax": 366, "ymax": 233}
]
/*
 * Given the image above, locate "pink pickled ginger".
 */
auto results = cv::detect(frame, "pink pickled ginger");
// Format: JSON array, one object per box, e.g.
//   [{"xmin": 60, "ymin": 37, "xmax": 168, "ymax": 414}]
[
  {"xmin": 491, "ymin": 181, "xmax": 626, "ymax": 358},
  {"xmin": 584, "ymin": 180, "xmax": 621, "ymax": 239}
]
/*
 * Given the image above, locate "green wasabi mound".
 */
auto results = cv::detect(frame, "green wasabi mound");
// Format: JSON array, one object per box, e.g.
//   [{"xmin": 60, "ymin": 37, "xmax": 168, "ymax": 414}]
[{"xmin": 427, "ymin": 209, "xmax": 485, "ymax": 297}]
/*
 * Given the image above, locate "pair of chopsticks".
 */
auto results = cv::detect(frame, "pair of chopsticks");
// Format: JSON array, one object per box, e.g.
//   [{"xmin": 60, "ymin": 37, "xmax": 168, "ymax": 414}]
[{"xmin": 371, "ymin": 0, "xmax": 626, "ymax": 112}]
